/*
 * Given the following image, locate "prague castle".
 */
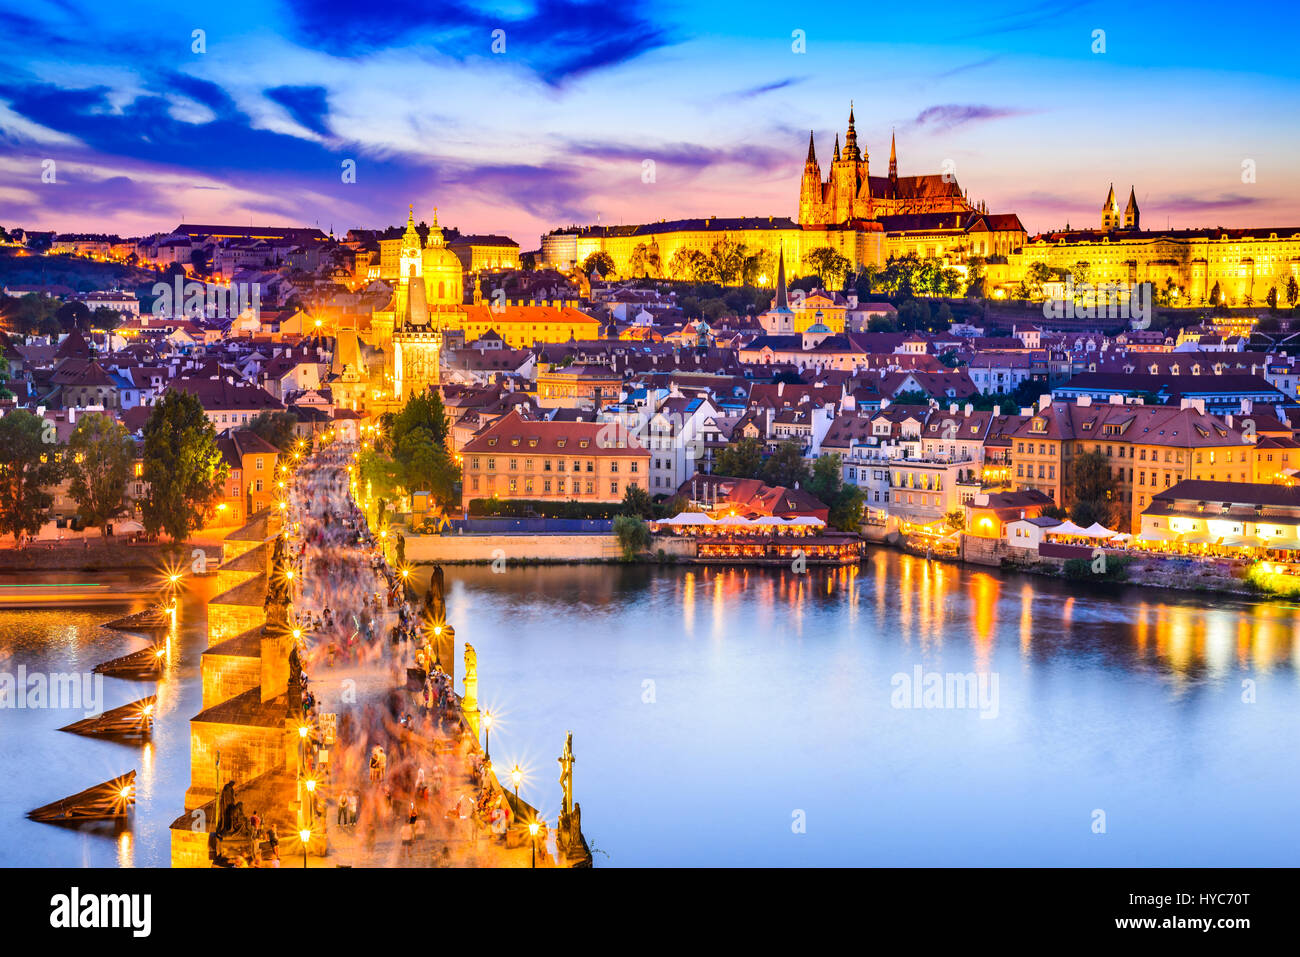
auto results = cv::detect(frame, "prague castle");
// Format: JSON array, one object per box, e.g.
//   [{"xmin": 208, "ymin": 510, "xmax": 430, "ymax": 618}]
[{"xmin": 540, "ymin": 104, "xmax": 1028, "ymax": 279}]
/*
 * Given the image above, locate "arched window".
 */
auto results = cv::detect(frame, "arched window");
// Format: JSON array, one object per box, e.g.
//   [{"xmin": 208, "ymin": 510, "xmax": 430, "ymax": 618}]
[{"xmin": 438, "ymin": 281, "xmax": 446, "ymax": 299}]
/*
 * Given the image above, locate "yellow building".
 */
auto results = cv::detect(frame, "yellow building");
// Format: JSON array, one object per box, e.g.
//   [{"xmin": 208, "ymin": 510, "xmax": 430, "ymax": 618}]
[{"xmin": 997, "ymin": 185, "xmax": 1300, "ymax": 304}]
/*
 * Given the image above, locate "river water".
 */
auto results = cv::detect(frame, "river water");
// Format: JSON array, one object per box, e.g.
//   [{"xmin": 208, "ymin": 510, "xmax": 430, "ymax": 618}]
[{"xmin": 2, "ymin": 550, "xmax": 1298, "ymax": 866}]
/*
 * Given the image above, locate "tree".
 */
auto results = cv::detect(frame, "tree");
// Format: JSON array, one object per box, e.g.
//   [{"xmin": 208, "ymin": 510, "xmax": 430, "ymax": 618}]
[
  {"xmin": 140, "ymin": 391, "xmax": 228, "ymax": 543},
  {"xmin": 395, "ymin": 426, "xmax": 460, "ymax": 508},
  {"xmin": 56, "ymin": 300, "xmax": 92, "ymax": 332},
  {"xmin": 67, "ymin": 412, "xmax": 135, "ymax": 539},
  {"xmin": 1025, "ymin": 262, "xmax": 1053, "ymax": 299},
  {"xmin": 613, "ymin": 514, "xmax": 650, "ymax": 561},
  {"xmin": 581, "ymin": 251, "xmax": 615, "ymax": 279},
  {"xmin": 1068, "ymin": 450, "xmax": 1118, "ymax": 527},
  {"xmin": 807, "ymin": 453, "xmax": 866, "ymax": 531},
  {"xmin": 802, "ymin": 247, "xmax": 851, "ymax": 288},
  {"xmin": 1287, "ymin": 276, "xmax": 1299, "ymax": 310},
  {"xmin": 707, "ymin": 237, "xmax": 748, "ymax": 285},
  {"xmin": 762, "ymin": 440, "xmax": 811, "ymax": 488},
  {"xmin": 944, "ymin": 508, "xmax": 966, "ymax": 532},
  {"xmin": 668, "ymin": 247, "xmax": 707, "ymax": 282},
  {"xmin": 714, "ymin": 436, "xmax": 764, "ymax": 479},
  {"xmin": 247, "ymin": 409, "xmax": 299, "ymax": 452},
  {"xmin": 0, "ymin": 410, "xmax": 64, "ymax": 546},
  {"xmin": 620, "ymin": 483, "xmax": 654, "ymax": 519}
]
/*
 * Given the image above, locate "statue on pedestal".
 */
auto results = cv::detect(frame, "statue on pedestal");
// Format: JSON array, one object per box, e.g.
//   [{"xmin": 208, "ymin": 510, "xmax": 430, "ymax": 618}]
[
  {"xmin": 462, "ymin": 642, "xmax": 478, "ymax": 731},
  {"xmin": 558, "ymin": 731, "xmax": 575, "ymax": 817}
]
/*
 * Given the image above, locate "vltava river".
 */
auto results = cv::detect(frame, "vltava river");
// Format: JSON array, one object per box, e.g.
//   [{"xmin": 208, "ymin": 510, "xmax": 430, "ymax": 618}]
[{"xmin": 2, "ymin": 550, "xmax": 1298, "ymax": 866}]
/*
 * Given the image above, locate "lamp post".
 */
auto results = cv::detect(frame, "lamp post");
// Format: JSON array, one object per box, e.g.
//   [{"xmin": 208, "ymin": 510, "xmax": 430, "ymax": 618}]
[
  {"xmin": 529, "ymin": 819, "xmax": 539, "ymax": 868},
  {"xmin": 510, "ymin": 764, "xmax": 522, "ymax": 800},
  {"xmin": 482, "ymin": 710, "xmax": 492, "ymax": 760},
  {"xmin": 299, "ymin": 828, "xmax": 311, "ymax": 869}
]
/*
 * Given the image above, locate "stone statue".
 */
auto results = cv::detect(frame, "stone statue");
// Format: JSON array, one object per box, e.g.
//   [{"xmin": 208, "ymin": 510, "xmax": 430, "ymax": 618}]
[
  {"xmin": 287, "ymin": 645, "xmax": 302, "ymax": 715},
  {"xmin": 558, "ymin": 731, "xmax": 575, "ymax": 817},
  {"xmin": 395, "ymin": 532, "xmax": 406, "ymax": 568},
  {"xmin": 425, "ymin": 564, "xmax": 447, "ymax": 625},
  {"xmin": 462, "ymin": 642, "xmax": 478, "ymax": 728}
]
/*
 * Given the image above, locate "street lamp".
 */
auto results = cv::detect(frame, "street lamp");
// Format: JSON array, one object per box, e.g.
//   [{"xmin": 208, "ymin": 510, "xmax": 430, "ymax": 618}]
[
  {"xmin": 510, "ymin": 764, "xmax": 522, "ymax": 799},
  {"xmin": 482, "ymin": 710, "xmax": 493, "ymax": 760},
  {"xmin": 528, "ymin": 819, "xmax": 539, "ymax": 868},
  {"xmin": 299, "ymin": 828, "xmax": 311, "ymax": 868}
]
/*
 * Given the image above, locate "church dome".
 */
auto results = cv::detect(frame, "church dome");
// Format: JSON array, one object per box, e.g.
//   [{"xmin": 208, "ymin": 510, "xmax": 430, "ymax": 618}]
[{"xmin": 421, "ymin": 209, "xmax": 463, "ymax": 305}]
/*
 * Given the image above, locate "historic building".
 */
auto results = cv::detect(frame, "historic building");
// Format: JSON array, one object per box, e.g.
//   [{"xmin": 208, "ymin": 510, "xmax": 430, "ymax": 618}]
[
  {"xmin": 797, "ymin": 107, "xmax": 973, "ymax": 225},
  {"xmin": 539, "ymin": 104, "xmax": 1023, "ymax": 280}
]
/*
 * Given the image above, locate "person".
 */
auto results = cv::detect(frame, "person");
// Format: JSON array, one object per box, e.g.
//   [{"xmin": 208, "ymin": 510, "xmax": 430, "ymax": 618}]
[
  {"xmin": 337, "ymin": 793, "xmax": 348, "ymax": 826},
  {"xmin": 267, "ymin": 824, "xmax": 279, "ymax": 860},
  {"xmin": 399, "ymin": 820, "xmax": 413, "ymax": 858}
]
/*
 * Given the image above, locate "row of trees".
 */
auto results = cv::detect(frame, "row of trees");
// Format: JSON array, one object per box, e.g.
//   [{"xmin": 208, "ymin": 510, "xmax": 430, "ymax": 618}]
[
  {"xmin": 0, "ymin": 390, "xmax": 228, "ymax": 546},
  {"xmin": 0, "ymin": 295, "xmax": 125, "ymax": 336}
]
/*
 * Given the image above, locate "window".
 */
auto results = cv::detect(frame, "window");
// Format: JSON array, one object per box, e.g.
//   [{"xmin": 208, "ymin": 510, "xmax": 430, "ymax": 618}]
[
  {"xmin": 471, "ymin": 457, "xmax": 479, "ymax": 470},
  {"xmin": 630, "ymin": 461, "xmax": 639, "ymax": 473},
  {"xmin": 487, "ymin": 458, "xmax": 495, "ymax": 470},
  {"xmin": 610, "ymin": 481, "xmax": 618, "ymax": 495},
  {"xmin": 610, "ymin": 462, "xmax": 619, "ymax": 473},
  {"xmin": 255, "ymin": 457, "xmax": 264, "ymax": 471}
]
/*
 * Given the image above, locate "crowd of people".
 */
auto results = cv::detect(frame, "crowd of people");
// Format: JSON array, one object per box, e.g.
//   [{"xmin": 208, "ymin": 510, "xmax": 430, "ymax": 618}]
[{"xmin": 263, "ymin": 438, "xmax": 530, "ymax": 867}]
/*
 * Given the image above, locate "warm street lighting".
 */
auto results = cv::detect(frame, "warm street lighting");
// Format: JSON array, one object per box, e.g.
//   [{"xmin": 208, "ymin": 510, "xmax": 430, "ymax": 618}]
[
  {"xmin": 529, "ymin": 819, "xmax": 540, "ymax": 868},
  {"xmin": 510, "ymin": 764, "xmax": 522, "ymax": 798},
  {"xmin": 292, "ymin": 628, "xmax": 302, "ymax": 640},
  {"xmin": 482, "ymin": 710, "xmax": 493, "ymax": 759},
  {"xmin": 299, "ymin": 828, "xmax": 311, "ymax": 868}
]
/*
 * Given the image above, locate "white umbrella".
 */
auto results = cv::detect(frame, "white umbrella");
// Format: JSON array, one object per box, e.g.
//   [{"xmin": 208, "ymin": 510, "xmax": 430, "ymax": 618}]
[
  {"xmin": 785, "ymin": 516, "xmax": 826, "ymax": 526},
  {"xmin": 1047, "ymin": 520, "xmax": 1090, "ymax": 536},
  {"xmin": 658, "ymin": 513, "xmax": 715, "ymax": 526},
  {"xmin": 1084, "ymin": 522, "xmax": 1116, "ymax": 538},
  {"xmin": 114, "ymin": 519, "xmax": 145, "ymax": 533}
]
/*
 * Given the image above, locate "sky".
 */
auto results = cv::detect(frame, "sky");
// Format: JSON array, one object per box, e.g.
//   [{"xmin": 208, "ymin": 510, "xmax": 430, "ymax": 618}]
[{"xmin": 1, "ymin": 0, "xmax": 1297, "ymax": 247}]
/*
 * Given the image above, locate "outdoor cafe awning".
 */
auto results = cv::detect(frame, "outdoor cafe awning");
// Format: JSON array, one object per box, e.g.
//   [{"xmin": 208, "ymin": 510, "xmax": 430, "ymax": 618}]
[
  {"xmin": 1083, "ymin": 522, "xmax": 1117, "ymax": 538},
  {"xmin": 657, "ymin": 513, "xmax": 716, "ymax": 526},
  {"xmin": 1266, "ymin": 539, "xmax": 1300, "ymax": 551},
  {"xmin": 1047, "ymin": 520, "xmax": 1090, "ymax": 536},
  {"xmin": 1178, "ymin": 533, "xmax": 1220, "ymax": 545}
]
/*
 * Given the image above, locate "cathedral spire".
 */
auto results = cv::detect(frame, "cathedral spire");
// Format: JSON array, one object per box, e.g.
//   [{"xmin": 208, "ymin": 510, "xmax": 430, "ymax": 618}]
[
  {"xmin": 889, "ymin": 129, "xmax": 897, "ymax": 180},
  {"xmin": 843, "ymin": 101, "xmax": 861, "ymax": 161},
  {"xmin": 833, "ymin": 132, "xmax": 840, "ymax": 162},
  {"xmin": 806, "ymin": 130, "xmax": 817, "ymax": 165}
]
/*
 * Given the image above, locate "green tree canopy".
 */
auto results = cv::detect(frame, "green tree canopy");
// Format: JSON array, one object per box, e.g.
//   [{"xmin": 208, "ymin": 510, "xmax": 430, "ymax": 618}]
[
  {"xmin": 0, "ymin": 410, "xmax": 64, "ymax": 546},
  {"xmin": 247, "ymin": 409, "xmax": 299, "ymax": 452},
  {"xmin": 67, "ymin": 412, "xmax": 135, "ymax": 539},
  {"xmin": 140, "ymin": 390, "xmax": 228, "ymax": 543},
  {"xmin": 714, "ymin": 436, "xmax": 764, "ymax": 479},
  {"xmin": 1068, "ymin": 449, "xmax": 1119, "ymax": 527},
  {"xmin": 807, "ymin": 453, "xmax": 867, "ymax": 532},
  {"xmin": 762, "ymin": 440, "xmax": 811, "ymax": 488}
]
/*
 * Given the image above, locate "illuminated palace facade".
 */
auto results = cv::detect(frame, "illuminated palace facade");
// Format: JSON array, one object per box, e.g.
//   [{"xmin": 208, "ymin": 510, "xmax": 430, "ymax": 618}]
[
  {"xmin": 992, "ymin": 185, "xmax": 1300, "ymax": 304},
  {"xmin": 539, "ymin": 105, "xmax": 1028, "ymax": 278}
]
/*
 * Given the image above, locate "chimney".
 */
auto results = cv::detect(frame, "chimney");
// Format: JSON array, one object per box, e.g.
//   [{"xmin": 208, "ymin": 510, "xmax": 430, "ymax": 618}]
[
  {"xmin": 1038, "ymin": 394, "xmax": 1052, "ymax": 411},
  {"xmin": 964, "ymin": 403, "xmax": 973, "ymax": 416},
  {"xmin": 1076, "ymin": 394, "xmax": 1092, "ymax": 407},
  {"xmin": 1108, "ymin": 394, "xmax": 1124, "ymax": 405},
  {"xmin": 949, "ymin": 403, "xmax": 958, "ymax": 415}
]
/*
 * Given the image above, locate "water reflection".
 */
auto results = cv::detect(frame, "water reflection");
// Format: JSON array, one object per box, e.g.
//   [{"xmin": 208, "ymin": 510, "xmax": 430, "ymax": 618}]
[{"xmin": 4, "ymin": 552, "xmax": 1300, "ymax": 866}]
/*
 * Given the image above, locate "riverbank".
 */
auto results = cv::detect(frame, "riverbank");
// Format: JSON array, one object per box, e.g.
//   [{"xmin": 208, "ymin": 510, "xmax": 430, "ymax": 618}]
[{"xmin": 0, "ymin": 540, "xmax": 221, "ymax": 573}]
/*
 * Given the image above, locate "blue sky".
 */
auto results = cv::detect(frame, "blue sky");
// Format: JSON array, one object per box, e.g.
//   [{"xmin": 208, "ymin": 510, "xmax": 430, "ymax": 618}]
[{"xmin": 0, "ymin": 0, "xmax": 1296, "ymax": 246}]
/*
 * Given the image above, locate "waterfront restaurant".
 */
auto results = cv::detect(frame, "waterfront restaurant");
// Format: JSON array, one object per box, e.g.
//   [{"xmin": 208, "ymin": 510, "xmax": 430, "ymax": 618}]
[{"xmin": 1137, "ymin": 480, "xmax": 1300, "ymax": 563}]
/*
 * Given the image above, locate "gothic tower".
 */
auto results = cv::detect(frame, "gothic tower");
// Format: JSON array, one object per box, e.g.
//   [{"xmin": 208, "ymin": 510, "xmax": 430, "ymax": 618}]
[
  {"xmin": 1101, "ymin": 183, "xmax": 1121, "ymax": 231},
  {"xmin": 798, "ymin": 131, "xmax": 825, "ymax": 225},
  {"xmin": 1123, "ymin": 186, "xmax": 1140, "ymax": 230}
]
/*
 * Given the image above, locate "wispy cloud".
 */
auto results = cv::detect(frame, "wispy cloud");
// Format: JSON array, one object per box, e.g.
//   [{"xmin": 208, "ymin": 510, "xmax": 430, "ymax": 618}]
[{"xmin": 910, "ymin": 104, "xmax": 1029, "ymax": 131}]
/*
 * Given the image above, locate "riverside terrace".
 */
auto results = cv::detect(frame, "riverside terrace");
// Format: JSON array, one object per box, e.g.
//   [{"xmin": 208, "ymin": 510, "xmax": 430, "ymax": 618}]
[{"xmin": 170, "ymin": 439, "xmax": 591, "ymax": 868}]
